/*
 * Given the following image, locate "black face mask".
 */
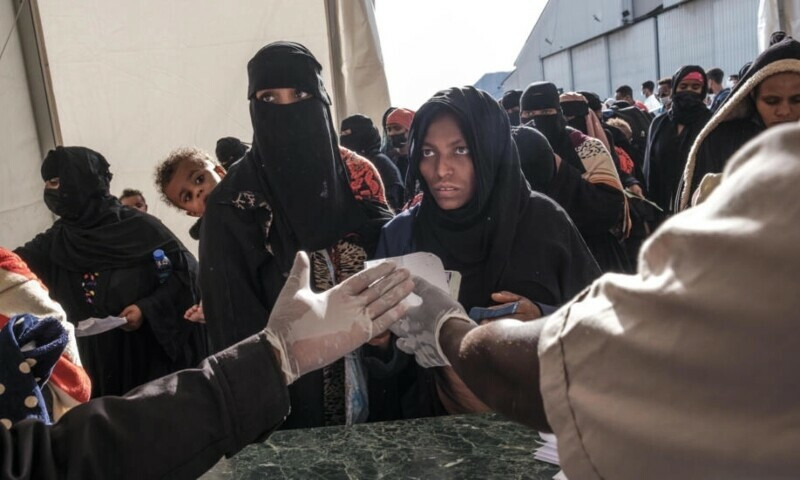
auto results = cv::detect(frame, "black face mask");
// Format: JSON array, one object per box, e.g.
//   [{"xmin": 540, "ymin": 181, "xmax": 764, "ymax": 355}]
[
  {"xmin": 40, "ymin": 146, "xmax": 113, "ymax": 223},
  {"xmin": 670, "ymin": 91, "xmax": 708, "ymax": 125},
  {"xmin": 389, "ymin": 133, "xmax": 407, "ymax": 148},
  {"xmin": 531, "ymin": 114, "xmax": 567, "ymax": 146},
  {"xmin": 566, "ymin": 116, "xmax": 588, "ymax": 135},
  {"xmin": 339, "ymin": 116, "xmax": 382, "ymax": 156},
  {"xmin": 43, "ymin": 189, "xmax": 81, "ymax": 220},
  {"xmin": 507, "ymin": 111, "xmax": 521, "ymax": 127},
  {"xmin": 249, "ymin": 95, "xmax": 366, "ymax": 253},
  {"xmin": 339, "ymin": 135, "xmax": 359, "ymax": 152}
]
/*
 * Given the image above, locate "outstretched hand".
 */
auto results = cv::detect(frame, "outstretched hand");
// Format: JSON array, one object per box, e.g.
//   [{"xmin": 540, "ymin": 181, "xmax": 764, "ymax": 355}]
[
  {"xmin": 390, "ymin": 276, "xmax": 476, "ymax": 368},
  {"xmin": 265, "ymin": 251, "xmax": 414, "ymax": 384}
]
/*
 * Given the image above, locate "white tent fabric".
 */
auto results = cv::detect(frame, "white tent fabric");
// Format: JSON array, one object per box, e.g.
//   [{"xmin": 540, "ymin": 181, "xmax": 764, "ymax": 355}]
[
  {"xmin": 758, "ymin": 0, "xmax": 800, "ymax": 51},
  {"xmin": 2, "ymin": 0, "xmax": 390, "ymax": 253},
  {"xmin": 325, "ymin": 0, "xmax": 392, "ymax": 127},
  {"xmin": 0, "ymin": 0, "xmax": 54, "ymax": 249}
]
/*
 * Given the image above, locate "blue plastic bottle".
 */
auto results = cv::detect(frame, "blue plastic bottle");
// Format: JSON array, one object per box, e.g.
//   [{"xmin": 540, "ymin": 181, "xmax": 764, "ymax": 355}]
[{"xmin": 153, "ymin": 249, "xmax": 172, "ymax": 284}]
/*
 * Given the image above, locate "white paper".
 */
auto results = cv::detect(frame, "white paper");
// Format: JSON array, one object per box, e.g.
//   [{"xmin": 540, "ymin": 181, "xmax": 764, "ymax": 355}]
[
  {"xmin": 365, "ymin": 252, "xmax": 453, "ymax": 307},
  {"xmin": 75, "ymin": 316, "xmax": 128, "ymax": 337},
  {"xmin": 534, "ymin": 432, "xmax": 561, "ymax": 466}
]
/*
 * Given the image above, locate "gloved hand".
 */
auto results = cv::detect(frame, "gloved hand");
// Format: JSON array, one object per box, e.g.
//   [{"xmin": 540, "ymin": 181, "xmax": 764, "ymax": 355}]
[
  {"xmin": 390, "ymin": 277, "xmax": 476, "ymax": 368},
  {"xmin": 265, "ymin": 251, "xmax": 413, "ymax": 384}
]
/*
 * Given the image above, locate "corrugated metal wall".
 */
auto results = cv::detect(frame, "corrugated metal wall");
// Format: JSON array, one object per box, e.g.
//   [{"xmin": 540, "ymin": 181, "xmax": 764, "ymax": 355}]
[
  {"xmin": 712, "ymin": 0, "xmax": 759, "ymax": 76},
  {"xmin": 572, "ymin": 37, "xmax": 610, "ymax": 96},
  {"xmin": 543, "ymin": 51, "xmax": 573, "ymax": 91},
  {"xmin": 658, "ymin": 1, "xmax": 716, "ymax": 77},
  {"xmin": 609, "ymin": 18, "xmax": 659, "ymax": 97},
  {"xmin": 504, "ymin": 0, "xmax": 759, "ymax": 99}
]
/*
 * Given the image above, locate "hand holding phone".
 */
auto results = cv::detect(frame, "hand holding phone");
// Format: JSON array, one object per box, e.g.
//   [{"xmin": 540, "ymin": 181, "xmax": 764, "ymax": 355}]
[{"xmin": 468, "ymin": 302, "xmax": 520, "ymax": 322}]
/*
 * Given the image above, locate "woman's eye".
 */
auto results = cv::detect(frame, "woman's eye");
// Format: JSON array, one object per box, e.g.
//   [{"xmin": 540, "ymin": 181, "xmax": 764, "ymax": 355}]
[
  {"xmin": 421, "ymin": 148, "xmax": 435, "ymax": 158},
  {"xmin": 196, "ymin": 174, "xmax": 204, "ymax": 185},
  {"xmin": 259, "ymin": 94, "xmax": 275, "ymax": 103},
  {"xmin": 455, "ymin": 146, "xmax": 470, "ymax": 155},
  {"xmin": 295, "ymin": 90, "xmax": 310, "ymax": 99}
]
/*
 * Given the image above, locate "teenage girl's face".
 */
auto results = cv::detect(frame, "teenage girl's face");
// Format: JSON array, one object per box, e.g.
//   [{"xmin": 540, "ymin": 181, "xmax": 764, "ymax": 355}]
[
  {"xmin": 255, "ymin": 87, "xmax": 312, "ymax": 104},
  {"xmin": 418, "ymin": 113, "xmax": 477, "ymax": 211},
  {"xmin": 755, "ymin": 72, "xmax": 800, "ymax": 128}
]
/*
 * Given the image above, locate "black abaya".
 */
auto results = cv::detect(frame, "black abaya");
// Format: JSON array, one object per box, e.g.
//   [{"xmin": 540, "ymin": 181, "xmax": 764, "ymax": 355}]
[{"xmin": 16, "ymin": 147, "xmax": 205, "ymax": 397}]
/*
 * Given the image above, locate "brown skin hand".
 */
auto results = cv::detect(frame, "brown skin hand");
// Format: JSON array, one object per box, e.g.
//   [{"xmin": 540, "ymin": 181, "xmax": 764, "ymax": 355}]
[{"xmin": 438, "ymin": 317, "xmax": 550, "ymax": 431}]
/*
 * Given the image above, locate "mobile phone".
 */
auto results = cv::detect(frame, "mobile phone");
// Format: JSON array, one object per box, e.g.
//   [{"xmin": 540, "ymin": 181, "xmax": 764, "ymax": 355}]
[{"xmin": 468, "ymin": 302, "xmax": 520, "ymax": 321}]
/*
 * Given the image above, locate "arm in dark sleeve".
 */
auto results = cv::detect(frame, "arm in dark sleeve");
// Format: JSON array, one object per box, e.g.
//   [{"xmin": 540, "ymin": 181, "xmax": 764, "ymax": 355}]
[
  {"xmin": 0, "ymin": 332, "xmax": 289, "ymax": 480},
  {"xmin": 13, "ymin": 230, "xmax": 55, "ymax": 285},
  {"xmin": 546, "ymin": 162, "xmax": 626, "ymax": 236},
  {"xmin": 135, "ymin": 248, "xmax": 199, "ymax": 361},
  {"xmin": 199, "ymin": 202, "xmax": 272, "ymax": 354}
]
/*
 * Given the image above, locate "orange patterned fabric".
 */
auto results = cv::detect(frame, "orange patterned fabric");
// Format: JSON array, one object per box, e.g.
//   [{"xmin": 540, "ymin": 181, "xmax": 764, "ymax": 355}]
[
  {"xmin": 0, "ymin": 248, "xmax": 92, "ymax": 405},
  {"xmin": 615, "ymin": 146, "xmax": 635, "ymax": 175},
  {"xmin": 0, "ymin": 248, "xmax": 42, "ymax": 288},
  {"xmin": 340, "ymin": 147, "xmax": 388, "ymax": 206}
]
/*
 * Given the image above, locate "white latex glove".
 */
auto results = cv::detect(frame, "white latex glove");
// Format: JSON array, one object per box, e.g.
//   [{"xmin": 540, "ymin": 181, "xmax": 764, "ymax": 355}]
[
  {"xmin": 265, "ymin": 251, "xmax": 413, "ymax": 384},
  {"xmin": 390, "ymin": 276, "xmax": 476, "ymax": 368}
]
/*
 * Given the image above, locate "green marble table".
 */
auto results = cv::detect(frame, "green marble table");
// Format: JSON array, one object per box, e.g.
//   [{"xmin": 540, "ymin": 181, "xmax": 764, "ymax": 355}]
[{"xmin": 202, "ymin": 413, "xmax": 560, "ymax": 479}]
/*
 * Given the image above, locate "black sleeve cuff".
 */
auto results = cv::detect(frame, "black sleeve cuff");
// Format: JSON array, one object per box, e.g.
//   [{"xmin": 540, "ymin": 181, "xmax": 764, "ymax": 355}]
[{"xmin": 210, "ymin": 332, "xmax": 290, "ymax": 453}]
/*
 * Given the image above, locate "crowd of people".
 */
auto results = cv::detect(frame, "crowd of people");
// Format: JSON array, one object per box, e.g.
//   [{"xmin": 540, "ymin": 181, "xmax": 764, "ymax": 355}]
[{"xmin": 0, "ymin": 31, "xmax": 799, "ymax": 479}]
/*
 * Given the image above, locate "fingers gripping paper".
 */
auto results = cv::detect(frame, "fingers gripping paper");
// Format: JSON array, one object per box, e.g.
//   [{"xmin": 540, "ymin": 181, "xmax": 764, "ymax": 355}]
[{"xmin": 365, "ymin": 252, "xmax": 455, "ymax": 306}]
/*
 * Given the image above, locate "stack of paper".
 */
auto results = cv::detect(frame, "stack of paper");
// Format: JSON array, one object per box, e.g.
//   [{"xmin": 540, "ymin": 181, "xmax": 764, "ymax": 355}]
[
  {"xmin": 534, "ymin": 433, "xmax": 567, "ymax": 479},
  {"xmin": 534, "ymin": 432, "xmax": 560, "ymax": 465}
]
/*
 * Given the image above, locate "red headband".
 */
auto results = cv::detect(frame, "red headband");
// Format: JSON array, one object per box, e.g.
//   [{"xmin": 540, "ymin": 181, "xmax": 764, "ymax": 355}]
[
  {"xmin": 386, "ymin": 108, "xmax": 415, "ymax": 131},
  {"xmin": 681, "ymin": 72, "xmax": 705, "ymax": 83}
]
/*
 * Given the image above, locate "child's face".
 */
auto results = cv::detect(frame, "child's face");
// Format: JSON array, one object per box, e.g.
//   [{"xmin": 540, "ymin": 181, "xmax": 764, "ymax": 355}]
[
  {"xmin": 121, "ymin": 194, "xmax": 148, "ymax": 213},
  {"xmin": 164, "ymin": 160, "xmax": 225, "ymax": 217}
]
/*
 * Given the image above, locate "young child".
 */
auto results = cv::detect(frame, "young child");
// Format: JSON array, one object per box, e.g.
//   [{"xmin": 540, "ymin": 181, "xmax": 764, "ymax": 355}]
[
  {"xmin": 155, "ymin": 147, "xmax": 226, "ymax": 222},
  {"xmin": 119, "ymin": 188, "xmax": 148, "ymax": 213},
  {"xmin": 154, "ymin": 147, "xmax": 226, "ymax": 324}
]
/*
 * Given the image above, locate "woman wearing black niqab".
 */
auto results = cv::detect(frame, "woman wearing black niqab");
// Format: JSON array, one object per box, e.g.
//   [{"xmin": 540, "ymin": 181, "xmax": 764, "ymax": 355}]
[
  {"xmin": 373, "ymin": 87, "xmax": 600, "ymax": 417},
  {"xmin": 15, "ymin": 146, "xmax": 206, "ymax": 398},
  {"xmin": 642, "ymin": 65, "xmax": 712, "ymax": 218},
  {"xmin": 199, "ymin": 41, "xmax": 393, "ymax": 428},
  {"xmin": 340, "ymin": 113, "xmax": 405, "ymax": 210},
  {"xmin": 519, "ymin": 82, "xmax": 631, "ymax": 273}
]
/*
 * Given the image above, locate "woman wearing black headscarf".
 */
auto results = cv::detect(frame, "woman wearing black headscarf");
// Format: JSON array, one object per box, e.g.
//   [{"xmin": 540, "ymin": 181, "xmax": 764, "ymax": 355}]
[
  {"xmin": 373, "ymin": 86, "xmax": 600, "ymax": 417},
  {"xmin": 15, "ymin": 147, "xmax": 206, "ymax": 398},
  {"xmin": 678, "ymin": 38, "xmax": 800, "ymax": 210},
  {"xmin": 519, "ymin": 82, "xmax": 631, "ymax": 273},
  {"xmin": 340, "ymin": 114, "xmax": 405, "ymax": 210},
  {"xmin": 380, "ymin": 106, "xmax": 398, "ymax": 158},
  {"xmin": 642, "ymin": 65, "xmax": 711, "ymax": 218},
  {"xmin": 199, "ymin": 41, "xmax": 393, "ymax": 428},
  {"xmin": 501, "ymin": 89, "xmax": 523, "ymax": 126}
]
